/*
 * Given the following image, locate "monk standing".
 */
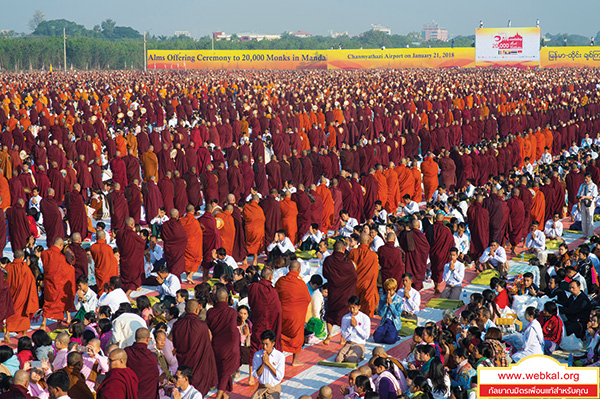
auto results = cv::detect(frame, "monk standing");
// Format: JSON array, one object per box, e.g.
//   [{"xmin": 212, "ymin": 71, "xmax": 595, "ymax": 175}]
[
  {"xmin": 206, "ymin": 289, "xmax": 241, "ymax": 399},
  {"xmin": 399, "ymin": 219, "xmax": 430, "ymax": 291},
  {"xmin": 5, "ymin": 198, "xmax": 30, "ymax": 251},
  {"xmin": 215, "ymin": 204, "xmax": 235, "ymax": 256},
  {"xmin": 315, "ymin": 176, "xmax": 335, "ymax": 233},
  {"xmin": 323, "ymin": 240, "xmax": 358, "ymax": 345},
  {"xmin": 275, "ymin": 261, "xmax": 311, "ymax": 366},
  {"xmin": 428, "ymin": 213, "xmax": 455, "ymax": 294},
  {"xmin": 242, "ymin": 195, "xmax": 266, "ymax": 266},
  {"xmin": 198, "ymin": 202, "xmax": 222, "ymax": 280},
  {"xmin": 116, "ymin": 217, "xmax": 146, "ymax": 296},
  {"xmin": 4, "ymin": 250, "xmax": 37, "ymax": 343},
  {"xmin": 467, "ymin": 194, "xmax": 490, "ymax": 260},
  {"xmin": 161, "ymin": 209, "xmax": 188, "ymax": 280},
  {"xmin": 179, "ymin": 205, "xmax": 203, "ymax": 284},
  {"xmin": 41, "ymin": 237, "xmax": 75, "ymax": 330},
  {"xmin": 90, "ymin": 230, "xmax": 119, "ymax": 295},
  {"xmin": 349, "ymin": 234, "xmax": 380, "ymax": 317},
  {"xmin": 41, "ymin": 188, "xmax": 65, "ymax": 247},
  {"xmin": 377, "ymin": 232, "xmax": 405, "ymax": 284},
  {"xmin": 421, "ymin": 153, "xmax": 439, "ymax": 201},
  {"xmin": 279, "ymin": 191, "xmax": 299, "ymax": 244}
]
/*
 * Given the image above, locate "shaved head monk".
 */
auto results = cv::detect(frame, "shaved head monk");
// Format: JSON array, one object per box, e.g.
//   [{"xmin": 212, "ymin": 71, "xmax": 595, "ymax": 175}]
[
  {"xmin": 96, "ymin": 349, "xmax": 139, "ymax": 399},
  {"xmin": 161, "ymin": 208, "xmax": 188, "ymax": 280},
  {"xmin": 116, "ymin": 217, "xmax": 146, "ymax": 296},
  {"xmin": 275, "ymin": 260, "xmax": 311, "ymax": 366},
  {"xmin": 180, "ymin": 204, "xmax": 203, "ymax": 283},
  {"xmin": 90, "ymin": 230, "xmax": 119, "ymax": 295},
  {"xmin": 242, "ymin": 195, "xmax": 266, "ymax": 266},
  {"xmin": 124, "ymin": 328, "xmax": 159, "ymax": 399},
  {"xmin": 41, "ymin": 237, "xmax": 75, "ymax": 330},
  {"xmin": 4, "ymin": 249, "xmax": 37, "ymax": 343},
  {"xmin": 349, "ymin": 233, "xmax": 380, "ymax": 317}
]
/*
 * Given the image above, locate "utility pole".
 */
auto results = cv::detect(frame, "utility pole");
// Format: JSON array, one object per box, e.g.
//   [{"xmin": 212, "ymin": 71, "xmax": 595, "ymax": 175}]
[
  {"xmin": 63, "ymin": 27, "xmax": 67, "ymax": 72},
  {"xmin": 144, "ymin": 31, "xmax": 147, "ymax": 71}
]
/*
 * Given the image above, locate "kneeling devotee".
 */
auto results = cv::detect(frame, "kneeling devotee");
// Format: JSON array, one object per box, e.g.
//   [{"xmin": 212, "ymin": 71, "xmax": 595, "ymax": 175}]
[
  {"xmin": 335, "ymin": 296, "xmax": 371, "ymax": 363},
  {"xmin": 251, "ymin": 330, "xmax": 285, "ymax": 399}
]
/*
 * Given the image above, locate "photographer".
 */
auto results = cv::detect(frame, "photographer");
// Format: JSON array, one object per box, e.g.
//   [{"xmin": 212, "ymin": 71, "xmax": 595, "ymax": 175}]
[{"xmin": 577, "ymin": 172, "xmax": 598, "ymax": 237}]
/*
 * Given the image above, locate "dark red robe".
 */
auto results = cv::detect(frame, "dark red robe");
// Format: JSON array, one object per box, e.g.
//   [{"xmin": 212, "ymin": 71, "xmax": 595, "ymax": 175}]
[
  {"xmin": 231, "ymin": 206, "xmax": 248, "ymax": 262},
  {"xmin": 507, "ymin": 196, "xmax": 525, "ymax": 247},
  {"xmin": 124, "ymin": 342, "xmax": 159, "ymax": 399},
  {"xmin": 483, "ymin": 193, "xmax": 504, "ymax": 243},
  {"xmin": 466, "ymin": 202, "xmax": 490, "ymax": 260},
  {"xmin": 142, "ymin": 181, "xmax": 163, "ymax": 223},
  {"xmin": 109, "ymin": 190, "xmax": 129, "ymax": 232},
  {"xmin": 172, "ymin": 177, "xmax": 189, "ymax": 215},
  {"xmin": 69, "ymin": 242, "xmax": 88, "ymax": 281},
  {"xmin": 323, "ymin": 251, "xmax": 358, "ymax": 326},
  {"xmin": 6, "ymin": 204, "xmax": 30, "ymax": 251},
  {"xmin": 399, "ymin": 229, "xmax": 430, "ymax": 291},
  {"xmin": 160, "ymin": 218, "xmax": 188, "ymax": 278},
  {"xmin": 40, "ymin": 195, "xmax": 65, "ymax": 247},
  {"xmin": 247, "ymin": 279, "xmax": 283, "ymax": 355},
  {"xmin": 259, "ymin": 195, "xmax": 283, "ymax": 248},
  {"xmin": 116, "ymin": 226, "xmax": 146, "ymax": 291},
  {"xmin": 125, "ymin": 185, "xmax": 143, "ymax": 225},
  {"xmin": 377, "ymin": 242, "xmax": 405, "ymax": 284},
  {"xmin": 158, "ymin": 177, "xmax": 175, "ymax": 213},
  {"xmin": 197, "ymin": 212, "xmax": 222, "ymax": 270},
  {"xmin": 0, "ymin": 273, "xmax": 15, "ymax": 326},
  {"xmin": 96, "ymin": 367, "xmax": 139, "ymax": 399},
  {"xmin": 66, "ymin": 190, "xmax": 87, "ymax": 238},
  {"xmin": 428, "ymin": 221, "xmax": 455, "ymax": 284},
  {"xmin": 206, "ymin": 302, "xmax": 241, "ymax": 392},
  {"xmin": 0, "ymin": 208, "xmax": 6, "ymax": 254},
  {"xmin": 292, "ymin": 190, "xmax": 312, "ymax": 243}
]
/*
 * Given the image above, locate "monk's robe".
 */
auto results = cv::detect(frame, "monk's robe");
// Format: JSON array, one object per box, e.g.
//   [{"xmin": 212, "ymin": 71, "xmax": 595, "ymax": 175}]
[
  {"xmin": 41, "ymin": 246, "xmax": 75, "ymax": 319},
  {"xmin": 40, "ymin": 195, "xmax": 65, "ymax": 248},
  {"xmin": 315, "ymin": 183, "xmax": 334, "ymax": 233},
  {"xmin": 231, "ymin": 206, "xmax": 248, "ymax": 262},
  {"xmin": 6, "ymin": 203, "xmax": 31, "ymax": 251},
  {"xmin": 399, "ymin": 229, "xmax": 430, "ymax": 291},
  {"xmin": 180, "ymin": 212, "xmax": 203, "ymax": 276},
  {"xmin": 292, "ymin": 190, "xmax": 312, "ymax": 242},
  {"xmin": 0, "ymin": 274, "xmax": 14, "ymax": 331},
  {"xmin": 96, "ymin": 367, "xmax": 139, "ymax": 399},
  {"xmin": 483, "ymin": 193, "xmax": 504, "ymax": 243},
  {"xmin": 279, "ymin": 197, "xmax": 299, "ymax": 244},
  {"xmin": 0, "ymin": 208, "xmax": 6, "ymax": 254},
  {"xmin": 214, "ymin": 210, "xmax": 234, "ymax": 255},
  {"xmin": 395, "ymin": 164, "xmax": 415, "ymax": 200},
  {"xmin": 411, "ymin": 166, "xmax": 423, "ymax": 203},
  {"xmin": 531, "ymin": 188, "xmax": 546, "ymax": 230},
  {"xmin": 197, "ymin": 211, "xmax": 222, "ymax": 271},
  {"xmin": 90, "ymin": 239, "xmax": 119, "ymax": 294},
  {"xmin": 323, "ymin": 251, "xmax": 358, "ymax": 326},
  {"xmin": 242, "ymin": 201, "xmax": 266, "ymax": 255},
  {"xmin": 158, "ymin": 177, "xmax": 175, "ymax": 214},
  {"xmin": 125, "ymin": 185, "xmax": 143, "ymax": 225},
  {"xmin": 383, "ymin": 168, "xmax": 400, "ymax": 213},
  {"xmin": 275, "ymin": 269, "xmax": 311, "ymax": 353},
  {"xmin": 551, "ymin": 176, "xmax": 565, "ymax": 217},
  {"xmin": 68, "ymin": 241, "xmax": 88, "ymax": 282},
  {"xmin": 248, "ymin": 279, "xmax": 283, "ymax": 355},
  {"xmin": 260, "ymin": 195, "xmax": 283, "ymax": 247},
  {"xmin": 539, "ymin": 183, "xmax": 555, "ymax": 228},
  {"xmin": 377, "ymin": 241, "xmax": 405, "ymax": 284},
  {"xmin": 309, "ymin": 189, "xmax": 324, "ymax": 230},
  {"xmin": 141, "ymin": 150, "xmax": 158, "ymax": 182},
  {"xmin": 161, "ymin": 218, "xmax": 188, "ymax": 279},
  {"xmin": 428, "ymin": 221, "xmax": 454, "ymax": 285},
  {"xmin": 172, "ymin": 177, "xmax": 189, "ymax": 215},
  {"xmin": 124, "ymin": 342, "xmax": 159, "ymax": 399},
  {"xmin": 0, "ymin": 174, "xmax": 11, "ymax": 209},
  {"xmin": 330, "ymin": 185, "xmax": 343, "ymax": 231},
  {"xmin": 206, "ymin": 301, "xmax": 241, "ymax": 392},
  {"xmin": 66, "ymin": 190, "xmax": 87, "ymax": 238},
  {"xmin": 421, "ymin": 157, "xmax": 439, "ymax": 201},
  {"xmin": 110, "ymin": 190, "xmax": 129, "ymax": 232},
  {"xmin": 373, "ymin": 170, "xmax": 388, "ymax": 207},
  {"xmin": 506, "ymin": 196, "xmax": 525, "ymax": 247},
  {"xmin": 142, "ymin": 180, "xmax": 163, "ymax": 223},
  {"xmin": 116, "ymin": 226, "xmax": 146, "ymax": 291},
  {"xmin": 467, "ymin": 202, "xmax": 490, "ymax": 259},
  {"xmin": 349, "ymin": 244, "xmax": 380, "ymax": 317},
  {"xmin": 5, "ymin": 259, "xmax": 36, "ymax": 332},
  {"xmin": 171, "ymin": 313, "xmax": 218, "ymax": 396}
]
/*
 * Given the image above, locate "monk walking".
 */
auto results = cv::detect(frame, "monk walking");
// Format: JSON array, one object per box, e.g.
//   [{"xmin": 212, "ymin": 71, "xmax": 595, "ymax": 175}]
[
  {"xmin": 90, "ymin": 230, "xmax": 119, "ymax": 294},
  {"xmin": 198, "ymin": 202, "xmax": 222, "ymax": 280},
  {"xmin": 180, "ymin": 205, "xmax": 203, "ymax": 284},
  {"xmin": 349, "ymin": 234, "xmax": 380, "ymax": 317},
  {"xmin": 116, "ymin": 217, "xmax": 146, "ymax": 296},
  {"xmin": 275, "ymin": 260, "xmax": 311, "ymax": 366},
  {"xmin": 161, "ymin": 209, "xmax": 188, "ymax": 280},
  {"xmin": 4, "ymin": 250, "xmax": 37, "ymax": 343},
  {"xmin": 428, "ymin": 213, "xmax": 455, "ymax": 294},
  {"xmin": 41, "ymin": 237, "xmax": 75, "ymax": 330},
  {"xmin": 242, "ymin": 195, "xmax": 266, "ymax": 266},
  {"xmin": 279, "ymin": 191, "xmax": 299, "ymax": 244}
]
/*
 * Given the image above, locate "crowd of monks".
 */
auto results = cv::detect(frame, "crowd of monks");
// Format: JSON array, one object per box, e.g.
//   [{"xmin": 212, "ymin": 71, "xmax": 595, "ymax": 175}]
[{"xmin": 0, "ymin": 67, "xmax": 598, "ymax": 398}]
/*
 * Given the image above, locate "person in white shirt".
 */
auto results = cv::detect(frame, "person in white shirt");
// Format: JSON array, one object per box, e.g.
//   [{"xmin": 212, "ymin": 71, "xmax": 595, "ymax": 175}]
[
  {"xmin": 335, "ymin": 296, "xmax": 371, "ymax": 363},
  {"xmin": 401, "ymin": 194, "xmax": 420, "ymax": 216},
  {"xmin": 98, "ymin": 276, "xmax": 131, "ymax": 313},
  {"xmin": 372, "ymin": 200, "xmax": 388, "ymax": 225},
  {"xmin": 479, "ymin": 240, "xmax": 509, "ymax": 276},
  {"xmin": 544, "ymin": 212, "xmax": 564, "ymax": 241},
  {"xmin": 146, "ymin": 235, "xmax": 165, "ymax": 266},
  {"xmin": 156, "ymin": 265, "xmax": 182, "ymax": 303},
  {"xmin": 577, "ymin": 172, "xmax": 598, "ymax": 237},
  {"xmin": 245, "ymin": 187, "xmax": 263, "ymax": 203},
  {"xmin": 29, "ymin": 186, "xmax": 43, "ymax": 213},
  {"xmin": 251, "ymin": 330, "xmax": 285, "ymax": 399},
  {"xmin": 569, "ymin": 141, "xmax": 580, "ymax": 156},
  {"xmin": 338, "ymin": 210, "xmax": 358, "ymax": 238},
  {"xmin": 151, "ymin": 207, "xmax": 169, "ymax": 238},
  {"xmin": 521, "ymin": 157, "xmax": 534, "ymax": 175},
  {"xmin": 172, "ymin": 365, "xmax": 203, "ymax": 399},
  {"xmin": 46, "ymin": 371, "xmax": 71, "ymax": 399},
  {"xmin": 74, "ymin": 275, "xmax": 99, "ymax": 313},
  {"xmin": 453, "ymin": 222, "xmax": 470, "ymax": 263},
  {"xmin": 540, "ymin": 147, "xmax": 553, "ymax": 165},
  {"xmin": 464, "ymin": 179, "xmax": 476, "ymax": 199},
  {"xmin": 431, "ymin": 185, "xmax": 448, "ymax": 204},
  {"xmin": 266, "ymin": 230, "xmax": 296, "ymax": 261},
  {"xmin": 300, "ymin": 223, "xmax": 324, "ymax": 251},
  {"xmin": 524, "ymin": 220, "xmax": 547, "ymax": 264},
  {"xmin": 369, "ymin": 225, "xmax": 385, "ymax": 252},
  {"xmin": 397, "ymin": 273, "xmax": 421, "ymax": 320},
  {"xmin": 441, "ymin": 248, "xmax": 465, "ymax": 300}
]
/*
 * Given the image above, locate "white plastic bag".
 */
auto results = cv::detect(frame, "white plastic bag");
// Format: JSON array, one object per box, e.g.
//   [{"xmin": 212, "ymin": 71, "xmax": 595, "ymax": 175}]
[
  {"xmin": 503, "ymin": 332, "xmax": 524, "ymax": 350},
  {"xmin": 511, "ymin": 295, "xmax": 538, "ymax": 321},
  {"xmin": 560, "ymin": 334, "xmax": 583, "ymax": 351}
]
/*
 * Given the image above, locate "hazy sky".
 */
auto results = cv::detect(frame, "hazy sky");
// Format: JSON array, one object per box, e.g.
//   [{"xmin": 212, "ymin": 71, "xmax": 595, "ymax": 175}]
[{"xmin": 2, "ymin": 0, "xmax": 597, "ymax": 38}]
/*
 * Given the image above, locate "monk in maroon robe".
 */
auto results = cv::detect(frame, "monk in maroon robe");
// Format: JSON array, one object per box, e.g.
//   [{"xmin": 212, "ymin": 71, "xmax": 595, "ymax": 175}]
[
  {"xmin": 467, "ymin": 195, "xmax": 490, "ymax": 260},
  {"xmin": 227, "ymin": 194, "xmax": 248, "ymax": 262},
  {"xmin": 69, "ymin": 234, "xmax": 88, "ymax": 281},
  {"xmin": 110, "ymin": 152, "xmax": 128, "ymax": 189},
  {"xmin": 96, "ymin": 349, "xmax": 139, "ymax": 399},
  {"xmin": 428, "ymin": 214, "xmax": 455, "ymax": 294},
  {"xmin": 160, "ymin": 209, "xmax": 188, "ymax": 279},
  {"xmin": 158, "ymin": 172, "xmax": 175, "ymax": 213},
  {"xmin": 506, "ymin": 188, "xmax": 526, "ymax": 249},
  {"xmin": 0, "ymin": 266, "xmax": 14, "ymax": 332},
  {"xmin": 483, "ymin": 188, "xmax": 504, "ymax": 243},
  {"xmin": 260, "ymin": 190, "xmax": 283, "ymax": 247},
  {"xmin": 117, "ymin": 218, "xmax": 146, "ymax": 294},
  {"xmin": 309, "ymin": 186, "xmax": 324, "ymax": 230},
  {"xmin": 565, "ymin": 165, "xmax": 584, "ymax": 214},
  {"xmin": 66, "ymin": 184, "xmax": 87, "ymax": 239},
  {"xmin": 142, "ymin": 176, "xmax": 163, "ymax": 223},
  {"xmin": 206, "ymin": 289, "xmax": 241, "ymax": 396},
  {"xmin": 399, "ymin": 219, "xmax": 431, "ymax": 291},
  {"xmin": 200, "ymin": 164, "xmax": 219, "ymax": 203},
  {"xmin": 517, "ymin": 178, "xmax": 534, "ymax": 238},
  {"xmin": 323, "ymin": 240, "xmax": 358, "ymax": 344},
  {"xmin": 124, "ymin": 328, "xmax": 159, "ymax": 399},
  {"xmin": 0, "ymin": 206, "xmax": 6, "ymax": 254},
  {"xmin": 377, "ymin": 233, "xmax": 405, "ymax": 284},
  {"xmin": 171, "ymin": 300, "xmax": 218, "ymax": 396},
  {"xmin": 125, "ymin": 181, "xmax": 143, "ymax": 225},
  {"xmin": 172, "ymin": 171, "xmax": 189, "ymax": 215},
  {"xmin": 109, "ymin": 184, "xmax": 129, "ymax": 233},
  {"xmin": 292, "ymin": 185, "xmax": 312, "ymax": 243},
  {"xmin": 197, "ymin": 203, "xmax": 222, "ymax": 280},
  {"xmin": 40, "ymin": 188, "xmax": 65, "ymax": 247},
  {"xmin": 6, "ymin": 199, "xmax": 30, "ymax": 251}
]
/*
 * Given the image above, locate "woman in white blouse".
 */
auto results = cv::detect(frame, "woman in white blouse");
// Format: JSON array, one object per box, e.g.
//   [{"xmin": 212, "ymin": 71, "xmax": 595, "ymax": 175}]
[{"xmin": 512, "ymin": 306, "xmax": 544, "ymax": 362}]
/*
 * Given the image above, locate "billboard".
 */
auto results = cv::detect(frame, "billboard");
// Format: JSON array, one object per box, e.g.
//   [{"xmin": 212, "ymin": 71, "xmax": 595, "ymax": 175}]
[
  {"xmin": 476, "ymin": 27, "xmax": 541, "ymax": 67},
  {"xmin": 540, "ymin": 47, "xmax": 600, "ymax": 68}
]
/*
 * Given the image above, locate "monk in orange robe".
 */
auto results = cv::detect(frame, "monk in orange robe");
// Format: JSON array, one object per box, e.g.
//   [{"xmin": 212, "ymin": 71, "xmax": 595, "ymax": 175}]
[
  {"xmin": 275, "ymin": 261, "xmax": 311, "ymax": 366},
  {"xmin": 40, "ymin": 238, "xmax": 75, "ymax": 329},
  {"xmin": 383, "ymin": 164, "xmax": 399, "ymax": 213},
  {"xmin": 421, "ymin": 154, "xmax": 439, "ymax": 201},
  {"xmin": 531, "ymin": 183, "xmax": 546, "ymax": 231},
  {"xmin": 411, "ymin": 163, "xmax": 423, "ymax": 203},
  {"xmin": 279, "ymin": 191, "xmax": 299, "ymax": 244},
  {"xmin": 115, "ymin": 132, "xmax": 128, "ymax": 156},
  {"xmin": 0, "ymin": 148, "xmax": 12, "ymax": 179},
  {"xmin": 395, "ymin": 160, "xmax": 415, "ymax": 200},
  {"xmin": 373, "ymin": 166, "xmax": 388, "ymax": 207},
  {"xmin": 141, "ymin": 146, "xmax": 159, "ymax": 182},
  {"xmin": 348, "ymin": 234, "xmax": 380, "ymax": 317},
  {"xmin": 315, "ymin": 177, "xmax": 334, "ymax": 233},
  {"xmin": 4, "ymin": 250, "xmax": 38, "ymax": 341},
  {"xmin": 215, "ymin": 205, "xmax": 236, "ymax": 255},
  {"xmin": 180, "ymin": 205, "xmax": 203, "ymax": 284},
  {"xmin": 90, "ymin": 230, "xmax": 119, "ymax": 295},
  {"xmin": 0, "ymin": 173, "xmax": 10, "ymax": 210},
  {"xmin": 242, "ymin": 195, "xmax": 266, "ymax": 266}
]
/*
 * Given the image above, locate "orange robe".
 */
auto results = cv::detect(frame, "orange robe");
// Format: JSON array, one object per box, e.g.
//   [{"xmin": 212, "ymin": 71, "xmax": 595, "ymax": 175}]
[
  {"xmin": 383, "ymin": 168, "xmax": 400, "ymax": 213},
  {"xmin": 215, "ymin": 210, "xmax": 235, "ymax": 255},
  {"xmin": 0, "ymin": 151, "xmax": 11, "ymax": 179},
  {"xmin": 315, "ymin": 184, "xmax": 334, "ymax": 233},
  {"xmin": 115, "ymin": 135, "xmax": 128, "ymax": 156},
  {"xmin": 411, "ymin": 166, "xmax": 423, "ymax": 203},
  {"xmin": 90, "ymin": 239, "xmax": 119, "ymax": 295},
  {"xmin": 275, "ymin": 270, "xmax": 311, "ymax": 353},
  {"xmin": 41, "ymin": 246, "xmax": 75, "ymax": 319},
  {"xmin": 373, "ymin": 171, "xmax": 388, "ymax": 207},
  {"xmin": 279, "ymin": 197, "xmax": 299, "ymax": 244},
  {"xmin": 242, "ymin": 202, "xmax": 266, "ymax": 254},
  {"xmin": 395, "ymin": 165, "xmax": 415, "ymax": 200},
  {"xmin": 180, "ymin": 212, "xmax": 203, "ymax": 274},
  {"xmin": 531, "ymin": 188, "xmax": 546, "ymax": 231},
  {"xmin": 421, "ymin": 158, "xmax": 439, "ymax": 201},
  {"xmin": 0, "ymin": 174, "xmax": 10, "ymax": 210},
  {"xmin": 141, "ymin": 151, "xmax": 159, "ymax": 182},
  {"xmin": 348, "ymin": 244, "xmax": 380, "ymax": 317},
  {"xmin": 5, "ymin": 259, "xmax": 39, "ymax": 332}
]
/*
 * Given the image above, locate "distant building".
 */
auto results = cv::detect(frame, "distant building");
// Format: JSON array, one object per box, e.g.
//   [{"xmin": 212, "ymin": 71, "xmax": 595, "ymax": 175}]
[
  {"xmin": 371, "ymin": 24, "xmax": 391, "ymax": 35},
  {"xmin": 291, "ymin": 30, "xmax": 312, "ymax": 38},
  {"xmin": 422, "ymin": 21, "xmax": 448, "ymax": 41},
  {"xmin": 329, "ymin": 30, "xmax": 349, "ymax": 38},
  {"xmin": 213, "ymin": 32, "xmax": 232, "ymax": 41},
  {"xmin": 175, "ymin": 31, "xmax": 191, "ymax": 38},
  {"xmin": 239, "ymin": 33, "xmax": 281, "ymax": 41}
]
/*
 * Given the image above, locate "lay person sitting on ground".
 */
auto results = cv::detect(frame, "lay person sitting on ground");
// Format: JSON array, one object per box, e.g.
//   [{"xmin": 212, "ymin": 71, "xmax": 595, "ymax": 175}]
[{"xmin": 335, "ymin": 296, "xmax": 371, "ymax": 364}]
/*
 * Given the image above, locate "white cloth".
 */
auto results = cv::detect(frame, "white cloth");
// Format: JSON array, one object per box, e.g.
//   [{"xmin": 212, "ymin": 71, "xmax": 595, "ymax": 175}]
[
  {"xmin": 98, "ymin": 288, "xmax": 130, "ymax": 313},
  {"xmin": 74, "ymin": 288, "xmax": 98, "ymax": 313},
  {"xmin": 402, "ymin": 201, "xmax": 420, "ymax": 216},
  {"xmin": 341, "ymin": 311, "xmax": 371, "ymax": 344},
  {"xmin": 267, "ymin": 237, "xmax": 295, "ymax": 254},
  {"xmin": 112, "ymin": 312, "xmax": 147, "ymax": 348},
  {"xmin": 398, "ymin": 287, "xmax": 421, "ymax": 313},
  {"xmin": 158, "ymin": 274, "xmax": 181, "ymax": 298},
  {"xmin": 544, "ymin": 219, "xmax": 563, "ymax": 238},
  {"xmin": 512, "ymin": 319, "xmax": 544, "ymax": 362},
  {"xmin": 577, "ymin": 182, "xmax": 599, "ymax": 202},
  {"xmin": 443, "ymin": 261, "xmax": 465, "ymax": 287},
  {"xmin": 338, "ymin": 217, "xmax": 358, "ymax": 237},
  {"xmin": 479, "ymin": 246, "xmax": 507, "ymax": 267},
  {"xmin": 302, "ymin": 230, "xmax": 323, "ymax": 245},
  {"xmin": 172, "ymin": 385, "xmax": 203, "ymax": 399},
  {"xmin": 540, "ymin": 152, "xmax": 553, "ymax": 165},
  {"xmin": 453, "ymin": 232, "xmax": 470, "ymax": 255},
  {"xmin": 428, "ymin": 374, "xmax": 451, "ymax": 399},
  {"xmin": 525, "ymin": 230, "xmax": 546, "ymax": 252},
  {"xmin": 252, "ymin": 348, "xmax": 285, "ymax": 385},
  {"xmin": 370, "ymin": 235, "xmax": 385, "ymax": 252}
]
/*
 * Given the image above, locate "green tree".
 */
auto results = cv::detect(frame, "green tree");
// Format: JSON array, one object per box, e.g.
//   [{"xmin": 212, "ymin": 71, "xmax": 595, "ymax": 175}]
[{"xmin": 28, "ymin": 9, "xmax": 45, "ymax": 32}]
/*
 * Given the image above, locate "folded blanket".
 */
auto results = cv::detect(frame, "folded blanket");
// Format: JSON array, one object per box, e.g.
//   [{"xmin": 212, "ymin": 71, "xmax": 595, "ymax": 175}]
[
  {"xmin": 295, "ymin": 249, "xmax": 316, "ymax": 259},
  {"xmin": 425, "ymin": 298, "xmax": 464, "ymax": 310},
  {"xmin": 317, "ymin": 361, "xmax": 358, "ymax": 369},
  {"xmin": 471, "ymin": 269, "xmax": 500, "ymax": 285},
  {"xmin": 398, "ymin": 317, "xmax": 418, "ymax": 337}
]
